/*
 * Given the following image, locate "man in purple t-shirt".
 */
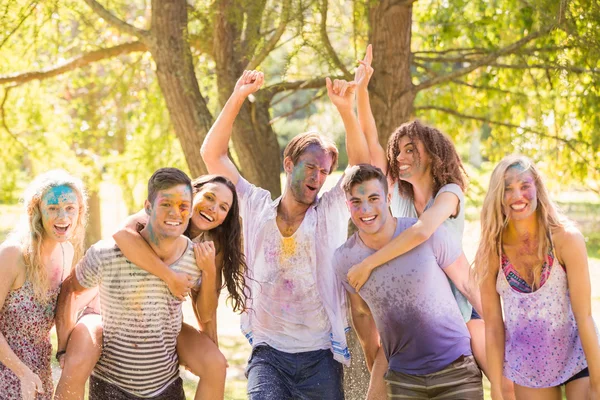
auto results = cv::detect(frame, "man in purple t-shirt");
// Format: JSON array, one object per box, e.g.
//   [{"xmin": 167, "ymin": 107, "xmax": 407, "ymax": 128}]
[{"xmin": 333, "ymin": 164, "xmax": 483, "ymax": 399}]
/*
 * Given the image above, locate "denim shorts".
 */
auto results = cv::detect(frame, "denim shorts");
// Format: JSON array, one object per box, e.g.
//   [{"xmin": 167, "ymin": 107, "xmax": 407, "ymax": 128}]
[{"xmin": 246, "ymin": 344, "xmax": 344, "ymax": 400}]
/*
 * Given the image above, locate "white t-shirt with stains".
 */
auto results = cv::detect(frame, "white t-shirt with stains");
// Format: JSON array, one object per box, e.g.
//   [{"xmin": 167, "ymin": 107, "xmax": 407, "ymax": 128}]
[{"xmin": 251, "ymin": 214, "xmax": 332, "ymax": 352}]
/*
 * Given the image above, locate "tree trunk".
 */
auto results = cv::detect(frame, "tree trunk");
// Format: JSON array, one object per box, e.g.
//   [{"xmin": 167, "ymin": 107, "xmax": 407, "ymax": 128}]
[
  {"xmin": 213, "ymin": 0, "xmax": 282, "ymax": 197},
  {"xmin": 85, "ymin": 189, "xmax": 102, "ymax": 248},
  {"xmin": 369, "ymin": 0, "xmax": 416, "ymax": 148},
  {"xmin": 342, "ymin": 2, "xmax": 416, "ymax": 398},
  {"xmin": 150, "ymin": 0, "xmax": 214, "ymax": 178}
]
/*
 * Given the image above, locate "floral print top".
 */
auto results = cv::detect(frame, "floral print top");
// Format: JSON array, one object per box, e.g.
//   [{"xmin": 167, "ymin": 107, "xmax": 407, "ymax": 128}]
[{"xmin": 0, "ymin": 280, "xmax": 60, "ymax": 399}]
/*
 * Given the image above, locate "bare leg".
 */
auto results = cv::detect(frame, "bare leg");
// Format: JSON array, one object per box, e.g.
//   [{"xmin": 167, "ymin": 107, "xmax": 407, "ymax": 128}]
[
  {"xmin": 467, "ymin": 318, "xmax": 516, "ymax": 400},
  {"xmin": 565, "ymin": 376, "xmax": 589, "ymax": 400},
  {"xmin": 514, "ymin": 383, "xmax": 561, "ymax": 400},
  {"xmin": 54, "ymin": 314, "xmax": 103, "ymax": 400},
  {"xmin": 366, "ymin": 348, "xmax": 387, "ymax": 400},
  {"xmin": 177, "ymin": 323, "xmax": 226, "ymax": 400}
]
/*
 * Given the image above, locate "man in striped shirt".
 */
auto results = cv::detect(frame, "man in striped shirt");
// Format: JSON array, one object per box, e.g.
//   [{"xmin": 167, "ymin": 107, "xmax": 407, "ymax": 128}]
[{"xmin": 58, "ymin": 168, "xmax": 201, "ymax": 399}]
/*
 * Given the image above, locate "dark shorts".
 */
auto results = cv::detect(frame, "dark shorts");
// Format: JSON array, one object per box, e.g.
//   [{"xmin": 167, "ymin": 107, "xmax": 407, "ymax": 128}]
[
  {"xmin": 470, "ymin": 308, "xmax": 482, "ymax": 320},
  {"xmin": 562, "ymin": 367, "xmax": 589, "ymax": 385},
  {"xmin": 89, "ymin": 375, "xmax": 184, "ymax": 400},
  {"xmin": 246, "ymin": 344, "xmax": 344, "ymax": 400},
  {"xmin": 385, "ymin": 355, "xmax": 483, "ymax": 399}
]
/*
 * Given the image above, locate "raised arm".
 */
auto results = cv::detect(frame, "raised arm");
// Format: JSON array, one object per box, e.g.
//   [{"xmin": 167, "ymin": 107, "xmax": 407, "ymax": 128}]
[
  {"xmin": 0, "ymin": 245, "xmax": 44, "ymax": 399},
  {"xmin": 348, "ymin": 191, "xmax": 460, "ymax": 291},
  {"xmin": 443, "ymin": 252, "xmax": 482, "ymax": 316},
  {"xmin": 347, "ymin": 291, "xmax": 380, "ymax": 371},
  {"xmin": 559, "ymin": 227, "xmax": 600, "ymax": 395},
  {"xmin": 113, "ymin": 210, "xmax": 195, "ymax": 300},
  {"xmin": 325, "ymin": 78, "xmax": 370, "ymax": 166},
  {"xmin": 480, "ymin": 262, "xmax": 506, "ymax": 400},
  {"xmin": 201, "ymin": 70, "xmax": 264, "ymax": 184},
  {"xmin": 355, "ymin": 44, "xmax": 387, "ymax": 173}
]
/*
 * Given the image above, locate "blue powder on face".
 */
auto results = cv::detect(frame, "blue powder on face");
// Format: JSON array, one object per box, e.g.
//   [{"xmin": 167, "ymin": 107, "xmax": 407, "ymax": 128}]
[{"xmin": 42, "ymin": 185, "xmax": 76, "ymax": 205}]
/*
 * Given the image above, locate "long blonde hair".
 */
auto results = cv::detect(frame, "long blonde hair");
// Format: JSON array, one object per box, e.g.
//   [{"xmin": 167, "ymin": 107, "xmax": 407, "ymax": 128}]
[
  {"xmin": 474, "ymin": 155, "xmax": 569, "ymax": 289},
  {"xmin": 9, "ymin": 170, "xmax": 88, "ymax": 300}
]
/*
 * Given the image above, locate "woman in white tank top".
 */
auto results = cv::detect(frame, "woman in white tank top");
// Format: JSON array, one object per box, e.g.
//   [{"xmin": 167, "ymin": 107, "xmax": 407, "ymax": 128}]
[{"xmin": 475, "ymin": 155, "xmax": 600, "ymax": 400}]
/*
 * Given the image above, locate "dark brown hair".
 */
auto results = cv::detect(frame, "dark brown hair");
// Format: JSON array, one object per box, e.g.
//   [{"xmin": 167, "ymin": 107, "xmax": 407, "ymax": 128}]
[
  {"xmin": 185, "ymin": 175, "xmax": 248, "ymax": 313},
  {"xmin": 283, "ymin": 131, "xmax": 339, "ymax": 174},
  {"xmin": 387, "ymin": 120, "xmax": 468, "ymax": 198},
  {"xmin": 342, "ymin": 164, "xmax": 388, "ymax": 195},
  {"xmin": 147, "ymin": 168, "xmax": 192, "ymax": 205}
]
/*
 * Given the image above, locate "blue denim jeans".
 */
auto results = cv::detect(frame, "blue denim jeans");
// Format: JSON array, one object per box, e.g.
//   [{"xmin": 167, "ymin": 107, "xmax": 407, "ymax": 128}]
[{"xmin": 246, "ymin": 344, "xmax": 344, "ymax": 400}]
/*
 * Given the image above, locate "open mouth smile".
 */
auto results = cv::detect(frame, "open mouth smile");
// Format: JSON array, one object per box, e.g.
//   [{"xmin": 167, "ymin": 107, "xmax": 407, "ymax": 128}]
[
  {"xmin": 199, "ymin": 211, "xmax": 214, "ymax": 222},
  {"xmin": 360, "ymin": 215, "xmax": 377, "ymax": 223},
  {"xmin": 54, "ymin": 223, "xmax": 70, "ymax": 234},
  {"xmin": 510, "ymin": 202, "xmax": 527, "ymax": 211}
]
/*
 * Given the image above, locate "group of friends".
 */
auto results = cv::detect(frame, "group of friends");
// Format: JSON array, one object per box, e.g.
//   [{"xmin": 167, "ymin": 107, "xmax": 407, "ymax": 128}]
[{"xmin": 1, "ymin": 45, "xmax": 598, "ymax": 400}]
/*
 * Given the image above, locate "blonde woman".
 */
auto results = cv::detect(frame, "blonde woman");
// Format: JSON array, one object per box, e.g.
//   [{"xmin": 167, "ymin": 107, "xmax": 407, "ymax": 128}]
[
  {"xmin": 0, "ymin": 170, "xmax": 87, "ymax": 400},
  {"xmin": 475, "ymin": 155, "xmax": 600, "ymax": 400}
]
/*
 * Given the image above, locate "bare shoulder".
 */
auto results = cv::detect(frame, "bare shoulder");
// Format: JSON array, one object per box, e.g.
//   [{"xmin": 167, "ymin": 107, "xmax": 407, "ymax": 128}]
[
  {"xmin": 551, "ymin": 224, "xmax": 586, "ymax": 265},
  {"xmin": 0, "ymin": 243, "xmax": 25, "ymax": 283},
  {"xmin": 552, "ymin": 224, "xmax": 584, "ymax": 248}
]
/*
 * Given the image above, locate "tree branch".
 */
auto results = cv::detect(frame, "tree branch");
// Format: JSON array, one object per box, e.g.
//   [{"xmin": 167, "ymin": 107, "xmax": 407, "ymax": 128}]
[
  {"xmin": 246, "ymin": 0, "xmax": 291, "ymax": 70},
  {"xmin": 269, "ymin": 90, "xmax": 327, "ymax": 125},
  {"xmin": 0, "ymin": 87, "xmax": 30, "ymax": 151},
  {"xmin": 0, "ymin": 41, "xmax": 147, "ymax": 85},
  {"xmin": 412, "ymin": 27, "xmax": 555, "ymax": 94},
  {"xmin": 319, "ymin": 0, "xmax": 352, "ymax": 79},
  {"xmin": 82, "ymin": 0, "xmax": 150, "ymax": 42},
  {"xmin": 264, "ymin": 75, "xmax": 346, "ymax": 94},
  {"xmin": 0, "ymin": 1, "xmax": 38, "ymax": 51},
  {"xmin": 449, "ymin": 79, "xmax": 528, "ymax": 97},
  {"xmin": 415, "ymin": 105, "xmax": 592, "ymax": 149},
  {"xmin": 486, "ymin": 62, "xmax": 599, "ymax": 74}
]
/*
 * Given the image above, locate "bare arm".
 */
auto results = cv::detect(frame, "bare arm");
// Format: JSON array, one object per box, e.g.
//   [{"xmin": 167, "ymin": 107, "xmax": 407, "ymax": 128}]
[
  {"xmin": 0, "ymin": 245, "xmax": 45, "ymax": 397},
  {"xmin": 559, "ymin": 228, "xmax": 600, "ymax": 392},
  {"xmin": 347, "ymin": 291, "xmax": 380, "ymax": 371},
  {"xmin": 55, "ymin": 270, "xmax": 93, "ymax": 354},
  {"xmin": 325, "ymin": 78, "xmax": 370, "ymax": 166},
  {"xmin": 481, "ymin": 262, "xmax": 505, "ymax": 400},
  {"xmin": 201, "ymin": 70, "xmax": 264, "ymax": 184},
  {"xmin": 192, "ymin": 242, "xmax": 219, "ymax": 325},
  {"xmin": 443, "ymin": 252, "xmax": 482, "ymax": 317},
  {"xmin": 355, "ymin": 44, "xmax": 387, "ymax": 172},
  {"xmin": 113, "ymin": 209, "xmax": 194, "ymax": 300},
  {"xmin": 348, "ymin": 191, "xmax": 460, "ymax": 291}
]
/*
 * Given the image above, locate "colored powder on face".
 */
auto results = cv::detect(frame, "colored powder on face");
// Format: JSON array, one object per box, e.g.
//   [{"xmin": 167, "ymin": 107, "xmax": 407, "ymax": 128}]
[{"xmin": 42, "ymin": 185, "xmax": 76, "ymax": 205}]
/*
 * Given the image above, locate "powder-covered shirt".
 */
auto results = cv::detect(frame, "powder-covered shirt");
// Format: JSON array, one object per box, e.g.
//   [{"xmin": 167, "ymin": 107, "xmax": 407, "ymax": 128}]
[
  {"xmin": 251, "ymin": 217, "xmax": 332, "ymax": 352},
  {"xmin": 390, "ymin": 182, "xmax": 472, "ymax": 322},
  {"xmin": 236, "ymin": 176, "xmax": 351, "ymax": 364},
  {"xmin": 497, "ymin": 246, "xmax": 593, "ymax": 387},
  {"xmin": 76, "ymin": 238, "xmax": 200, "ymax": 398},
  {"xmin": 334, "ymin": 218, "xmax": 471, "ymax": 375}
]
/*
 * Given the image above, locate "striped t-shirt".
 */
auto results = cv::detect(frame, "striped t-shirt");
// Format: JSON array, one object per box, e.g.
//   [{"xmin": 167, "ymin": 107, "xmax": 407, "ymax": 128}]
[{"xmin": 76, "ymin": 238, "xmax": 200, "ymax": 398}]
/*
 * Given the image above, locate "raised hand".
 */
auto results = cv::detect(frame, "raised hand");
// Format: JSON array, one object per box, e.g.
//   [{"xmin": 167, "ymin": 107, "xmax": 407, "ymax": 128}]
[
  {"xmin": 20, "ymin": 368, "xmax": 44, "ymax": 400},
  {"xmin": 347, "ymin": 261, "xmax": 373, "ymax": 292},
  {"xmin": 234, "ymin": 70, "xmax": 264, "ymax": 99},
  {"xmin": 193, "ymin": 241, "xmax": 217, "ymax": 278},
  {"xmin": 326, "ymin": 77, "xmax": 357, "ymax": 111},
  {"xmin": 354, "ymin": 44, "xmax": 373, "ymax": 92}
]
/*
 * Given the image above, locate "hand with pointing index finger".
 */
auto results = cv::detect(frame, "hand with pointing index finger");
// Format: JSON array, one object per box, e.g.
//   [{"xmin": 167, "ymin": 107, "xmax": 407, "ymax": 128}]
[{"xmin": 355, "ymin": 44, "xmax": 374, "ymax": 92}]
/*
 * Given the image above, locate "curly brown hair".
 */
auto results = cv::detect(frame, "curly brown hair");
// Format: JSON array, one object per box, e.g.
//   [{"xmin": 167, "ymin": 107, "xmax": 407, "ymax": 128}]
[{"xmin": 387, "ymin": 120, "xmax": 468, "ymax": 198}]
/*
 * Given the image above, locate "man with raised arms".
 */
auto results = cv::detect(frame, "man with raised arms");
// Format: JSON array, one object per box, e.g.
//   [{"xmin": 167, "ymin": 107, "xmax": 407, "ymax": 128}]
[
  {"xmin": 201, "ymin": 71, "xmax": 369, "ymax": 399},
  {"xmin": 57, "ymin": 168, "xmax": 208, "ymax": 400},
  {"xmin": 334, "ymin": 164, "xmax": 483, "ymax": 399}
]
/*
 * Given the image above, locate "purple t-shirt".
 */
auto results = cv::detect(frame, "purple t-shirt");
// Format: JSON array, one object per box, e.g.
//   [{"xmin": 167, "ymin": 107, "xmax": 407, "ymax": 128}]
[{"xmin": 334, "ymin": 218, "xmax": 471, "ymax": 375}]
